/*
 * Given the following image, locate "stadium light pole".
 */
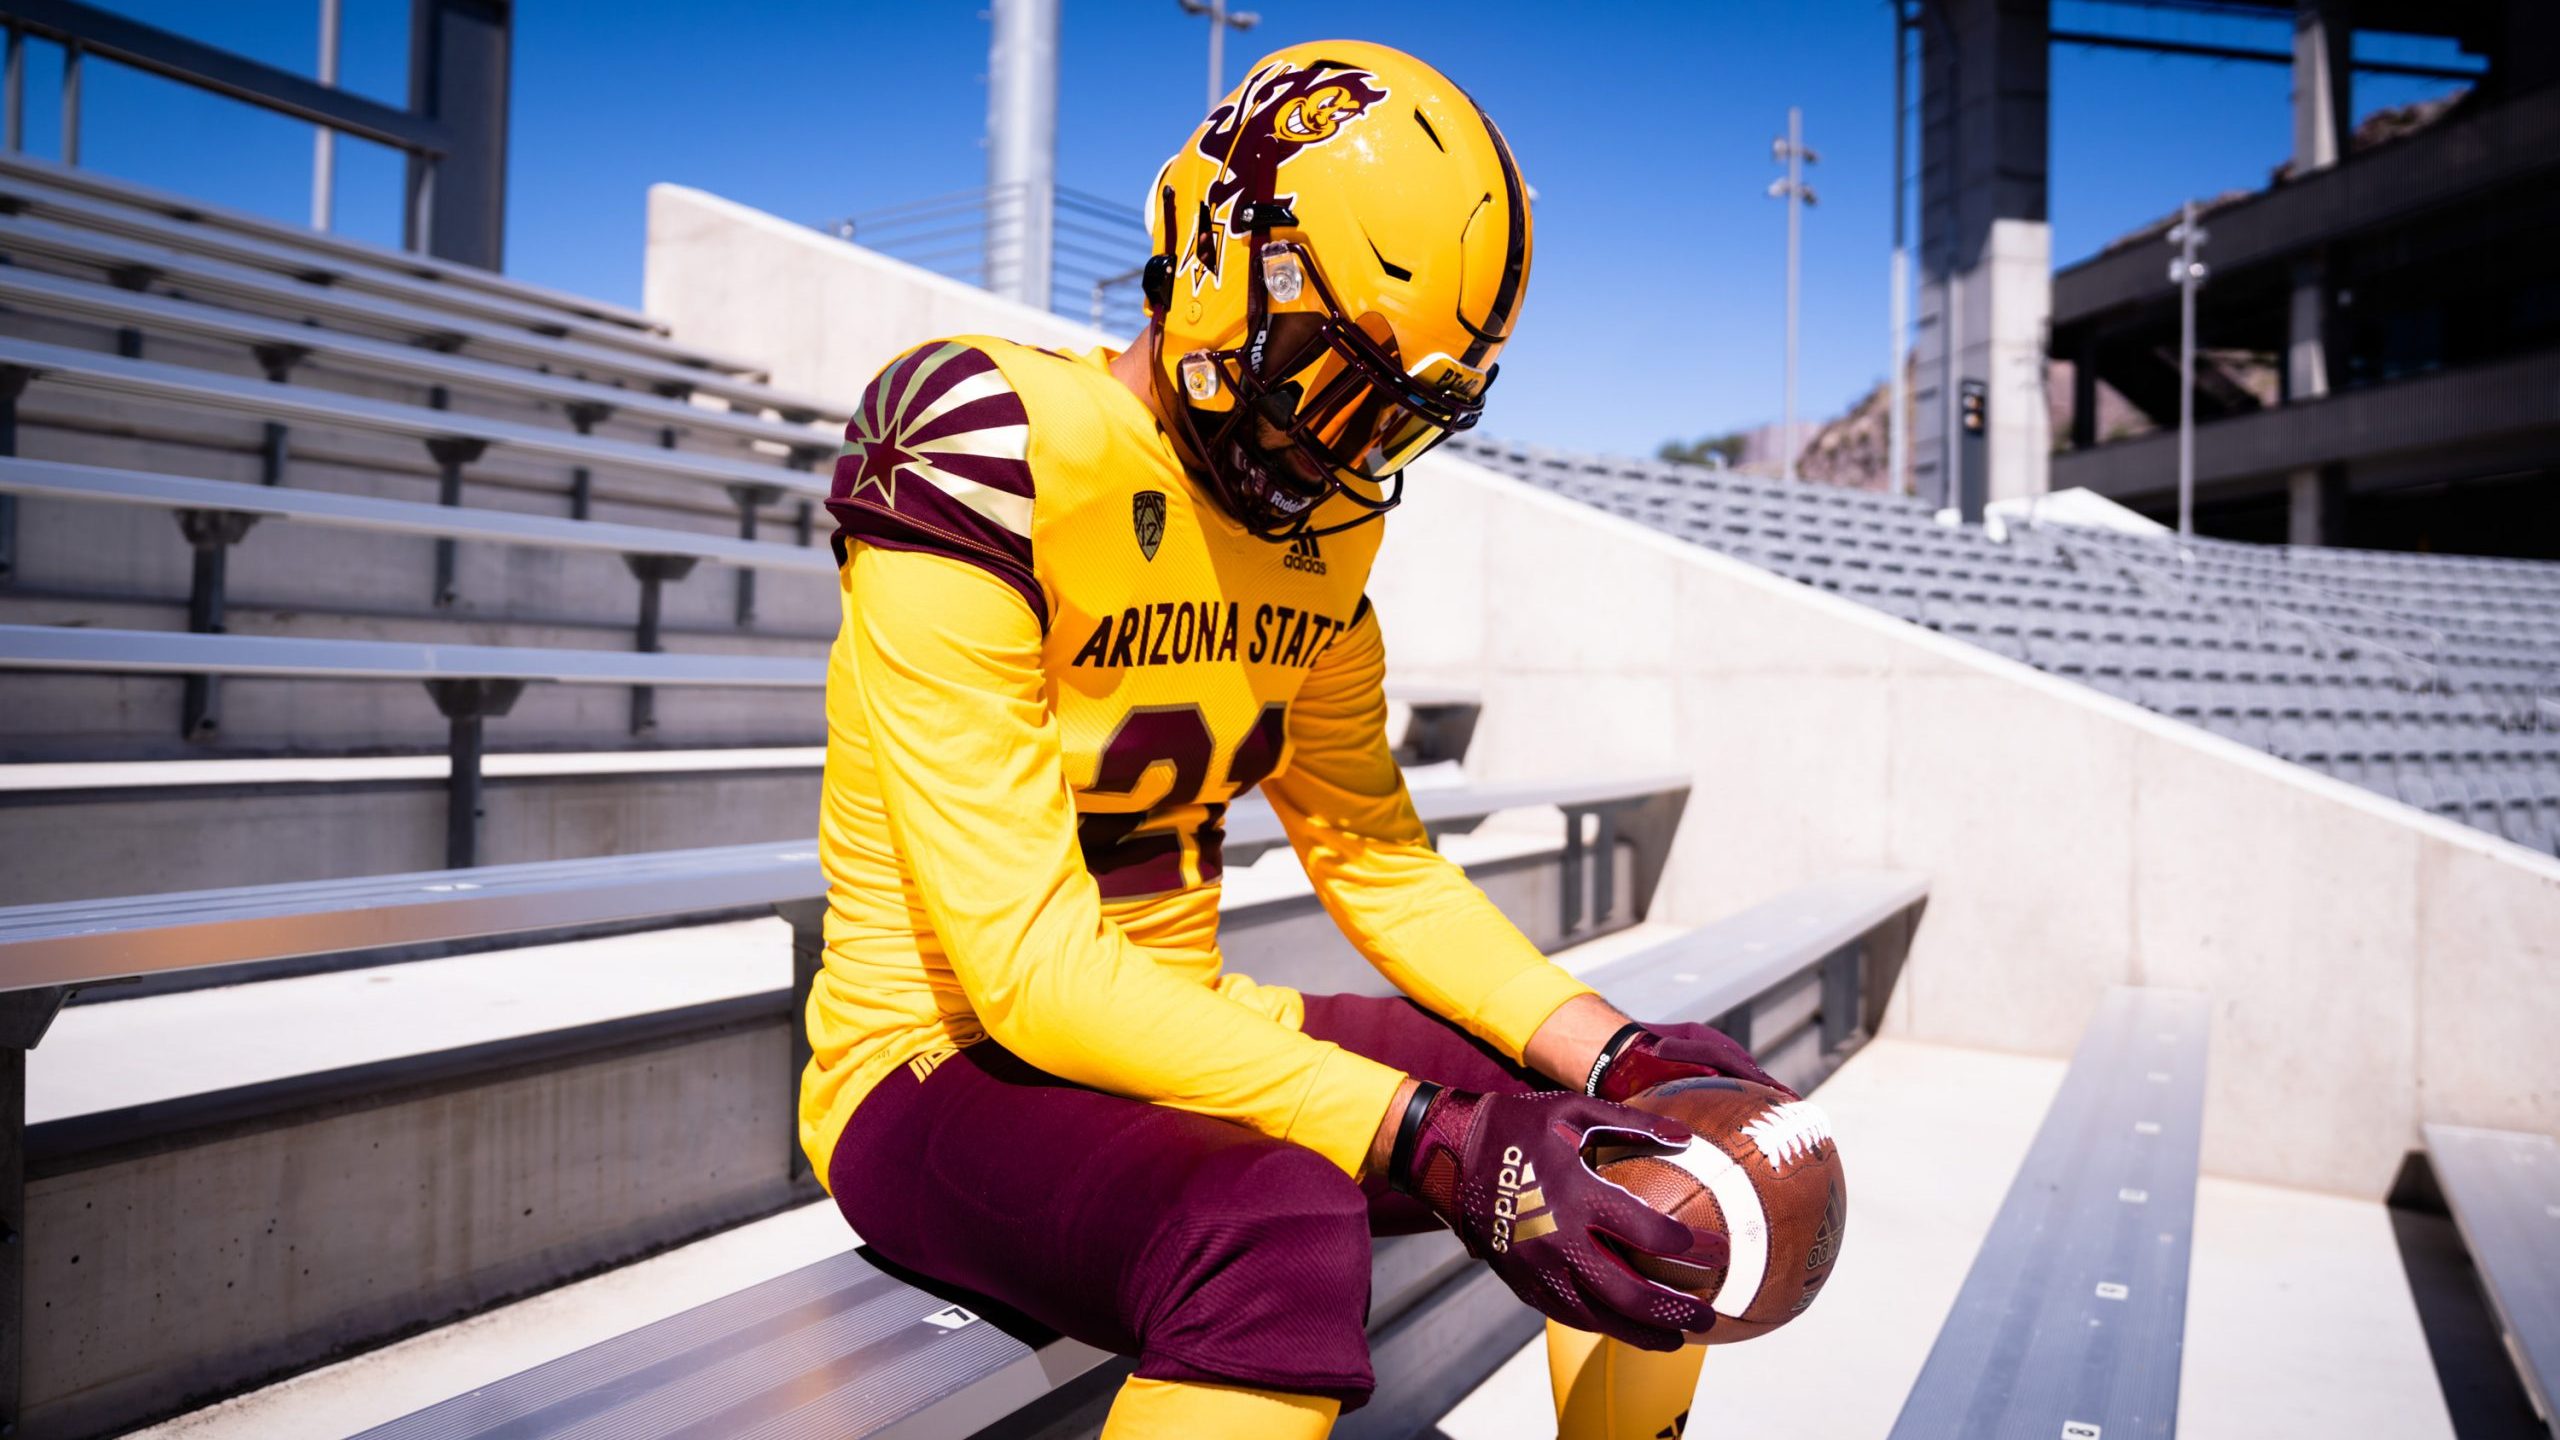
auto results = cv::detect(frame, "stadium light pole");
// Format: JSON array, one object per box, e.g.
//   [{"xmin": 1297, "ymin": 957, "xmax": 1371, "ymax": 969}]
[
  {"xmin": 311, "ymin": 0, "xmax": 340, "ymax": 231},
  {"xmin": 1768, "ymin": 107, "xmax": 1818, "ymax": 482},
  {"xmin": 2167, "ymin": 199, "xmax": 2210, "ymax": 537},
  {"xmin": 986, "ymin": 0, "xmax": 1060, "ymax": 310},
  {"xmin": 1177, "ymin": 0, "xmax": 1259, "ymax": 109}
]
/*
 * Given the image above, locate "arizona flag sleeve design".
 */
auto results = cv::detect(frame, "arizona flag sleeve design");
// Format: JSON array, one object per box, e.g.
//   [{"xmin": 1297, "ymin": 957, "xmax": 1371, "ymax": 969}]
[{"xmin": 828, "ymin": 341, "xmax": 1046, "ymax": 625}]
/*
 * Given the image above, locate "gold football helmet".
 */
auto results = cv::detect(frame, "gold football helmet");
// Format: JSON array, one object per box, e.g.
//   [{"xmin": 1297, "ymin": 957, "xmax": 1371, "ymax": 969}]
[{"xmin": 1140, "ymin": 40, "xmax": 1534, "ymax": 539}]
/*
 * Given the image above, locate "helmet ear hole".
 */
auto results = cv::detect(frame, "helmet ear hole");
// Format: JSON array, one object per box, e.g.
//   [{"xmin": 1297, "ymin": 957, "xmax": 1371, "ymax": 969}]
[{"xmin": 1142, "ymin": 254, "xmax": 1176, "ymax": 314}]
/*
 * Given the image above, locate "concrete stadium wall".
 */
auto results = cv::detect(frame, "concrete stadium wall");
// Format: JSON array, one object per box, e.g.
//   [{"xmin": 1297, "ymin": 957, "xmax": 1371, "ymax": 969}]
[
  {"xmin": 642, "ymin": 183, "xmax": 1111, "ymax": 411},
  {"xmin": 1362, "ymin": 454, "xmax": 2560, "ymax": 1199}
]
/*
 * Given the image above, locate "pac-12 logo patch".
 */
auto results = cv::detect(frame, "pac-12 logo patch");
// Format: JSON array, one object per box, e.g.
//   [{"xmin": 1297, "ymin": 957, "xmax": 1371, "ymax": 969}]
[{"xmin": 1132, "ymin": 490, "xmax": 1167, "ymax": 560}]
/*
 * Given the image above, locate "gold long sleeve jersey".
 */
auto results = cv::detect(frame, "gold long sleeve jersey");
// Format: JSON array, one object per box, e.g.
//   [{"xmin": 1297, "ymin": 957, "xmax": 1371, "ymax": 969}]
[{"xmin": 800, "ymin": 335, "xmax": 1592, "ymax": 1186}]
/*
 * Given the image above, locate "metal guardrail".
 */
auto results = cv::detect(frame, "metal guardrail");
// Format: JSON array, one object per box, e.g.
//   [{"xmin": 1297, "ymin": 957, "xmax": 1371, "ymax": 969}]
[
  {"xmin": 0, "ymin": 0, "xmax": 503, "ymax": 265},
  {"xmin": 829, "ymin": 180, "xmax": 1151, "ymax": 337},
  {"xmin": 0, "ymin": 0, "xmax": 445, "ymax": 159}
]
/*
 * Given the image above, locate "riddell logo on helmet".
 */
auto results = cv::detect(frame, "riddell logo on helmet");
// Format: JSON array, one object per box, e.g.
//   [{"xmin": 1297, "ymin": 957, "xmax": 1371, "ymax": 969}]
[
  {"xmin": 1184, "ymin": 60, "xmax": 1388, "ymax": 293},
  {"xmin": 1489, "ymin": 1145, "xmax": 1555, "ymax": 1253}
]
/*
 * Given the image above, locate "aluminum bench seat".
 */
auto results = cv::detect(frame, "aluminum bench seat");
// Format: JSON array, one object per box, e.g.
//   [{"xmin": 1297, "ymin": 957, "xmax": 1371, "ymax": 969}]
[
  {"xmin": 0, "ymin": 622, "xmax": 825, "ymax": 690},
  {"xmin": 1889, "ymin": 987, "xmax": 2210, "ymax": 1440},
  {"xmin": 0, "ymin": 148, "xmax": 665, "ymax": 336},
  {"xmin": 2424, "ymin": 1125, "xmax": 2560, "ymax": 1430},
  {"xmin": 0, "ymin": 337, "xmax": 826, "ymax": 499},
  {"xmin": 0, "ymin": 459, "xmax": 836, "ymax": 576},
  {"xmin": 0, "ymin": 267, "xmax": 836, "ymax": 454},
  {"xmin": 0, "ymin": 214, "xmax": 845, "ymax": 423},
  {"xmin": 0, "ymin": 170, "xmax": 763, "ymax": 378}
]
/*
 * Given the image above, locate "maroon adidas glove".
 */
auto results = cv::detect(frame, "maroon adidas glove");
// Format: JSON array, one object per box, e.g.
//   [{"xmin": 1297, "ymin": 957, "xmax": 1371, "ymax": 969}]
[
  {"xmin": 1587, "ymin": 1021, "xmax": 1797, "ymax": 1105},
  {"xmin": 1390, "ymin": 1084, "xmax": 1724, "ymax": 1351}
]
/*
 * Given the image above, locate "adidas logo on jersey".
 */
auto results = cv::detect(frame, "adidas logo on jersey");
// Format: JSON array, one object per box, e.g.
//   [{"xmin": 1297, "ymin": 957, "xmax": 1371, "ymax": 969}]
[
  {"xmin": 1489, "ymin": 1146, "xmax": 1555, "ymax": 1253},
  {"xmin": 1282, "ymin": 532, "xmax": 1327, "ymax": 575}
]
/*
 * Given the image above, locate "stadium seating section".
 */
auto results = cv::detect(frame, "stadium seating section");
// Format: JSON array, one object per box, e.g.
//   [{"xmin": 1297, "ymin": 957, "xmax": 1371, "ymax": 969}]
[{"xmin": 1453, "ymin": 436, "xmax": 2560, "ymax": 858}]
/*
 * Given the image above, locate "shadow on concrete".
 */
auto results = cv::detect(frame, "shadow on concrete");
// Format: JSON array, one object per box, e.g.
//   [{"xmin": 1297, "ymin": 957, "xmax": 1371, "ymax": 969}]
[{"xmin": 2387, "ymin": 1151, "xmax": 2545, "ymax": 1439}]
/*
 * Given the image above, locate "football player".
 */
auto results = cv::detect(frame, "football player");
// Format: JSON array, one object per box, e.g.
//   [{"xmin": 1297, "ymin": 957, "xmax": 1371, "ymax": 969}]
[{"xmin": 803, "ymin": 40, "xmax": 1787, "ymax": 1440}]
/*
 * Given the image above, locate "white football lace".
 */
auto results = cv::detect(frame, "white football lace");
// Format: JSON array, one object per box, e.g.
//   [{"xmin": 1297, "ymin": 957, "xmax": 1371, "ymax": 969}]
[{"xmin": 1740, "ymin": 1101, "xmax": 1835, "ymax": 1172}]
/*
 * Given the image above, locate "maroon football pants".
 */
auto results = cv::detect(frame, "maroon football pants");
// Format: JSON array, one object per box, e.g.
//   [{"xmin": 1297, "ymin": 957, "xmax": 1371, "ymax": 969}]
[{"xmin": 825, "ymin": 992, "xmax": 1546, "ymax": 1410}]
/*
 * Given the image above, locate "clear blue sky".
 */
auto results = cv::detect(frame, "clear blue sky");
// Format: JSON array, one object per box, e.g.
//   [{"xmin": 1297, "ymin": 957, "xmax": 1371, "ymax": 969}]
[{"xmin": 39, "ymin": 1, "xmax": 2472, "ymax": 455}]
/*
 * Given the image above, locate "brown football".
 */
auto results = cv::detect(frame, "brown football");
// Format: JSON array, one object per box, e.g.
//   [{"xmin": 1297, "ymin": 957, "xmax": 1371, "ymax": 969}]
[{"xmin": 1594, "ymin": 1075, "xmax": 1847, "ymax": 1344}]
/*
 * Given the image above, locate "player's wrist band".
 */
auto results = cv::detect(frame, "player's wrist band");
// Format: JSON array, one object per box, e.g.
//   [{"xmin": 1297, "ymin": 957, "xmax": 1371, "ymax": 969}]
[
  {"xmin": 1387, "ymin": 1081, "xmax": 1441, "ymax": 1193},
  {"xmin": 1584, "ymin": 1022, "xmax": 1651, "ymax": 1096}
]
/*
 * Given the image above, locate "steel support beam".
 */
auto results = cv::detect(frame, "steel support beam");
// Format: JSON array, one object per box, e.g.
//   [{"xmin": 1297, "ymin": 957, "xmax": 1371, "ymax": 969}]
[
  {"xmin": 176, "ymin": 508, "xmax": 257, "ymax": 741},
  {"xmin": 403, "ymin": 0, "xmax": 509, "ymax": 269},
  {"xmin": 564, "ymin": 399, "xmax": 610, "ymax": 519},
  {"xmin": 729, "ymin": 483, "xmax": 780, "ymax": 627},
  {"xmin": 623, "ymin": 552, "xmax": 697, "ymax": 737},
  {"xmin": 426, "ymin": 675, "xmax": 523, "ymax": 868},
  {"xmin": 0, "ymin": 365, "xmax": 21, "ymax": 585},
  {"xmin": 425, "ymin": 433, "xmax": 487, "ymax": 606}
]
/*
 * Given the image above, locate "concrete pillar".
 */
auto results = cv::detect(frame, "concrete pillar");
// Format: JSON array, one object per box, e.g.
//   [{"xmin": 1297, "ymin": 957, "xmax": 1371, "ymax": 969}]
[
  {"xmin": 2291, "ymin": 1, "xmax": 2353, "ymax": 175},
  {"xmin": 2283, "ymin": 4, "xmax": 2351, "ymax": 547},
  {"xmin": 2287, "ymin": 258, "xmax": 2331, "ymax": 403},
  {"xmin": 985, "ymin": 0, "xmax": 1058, "ymax": 311},
  {"xmin": 1914, "ymin": 0, "xmax": 2051, "ymax": 516},
  {"xmin": 2288, "ymin": 465, "xmax": 2348, "ymax": 547}
]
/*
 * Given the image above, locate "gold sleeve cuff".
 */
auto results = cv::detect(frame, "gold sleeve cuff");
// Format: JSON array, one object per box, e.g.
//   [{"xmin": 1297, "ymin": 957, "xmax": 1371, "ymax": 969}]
[{"xmin": 1469, "ymin": 963, "xmax": 1599, "ymax": 1064}]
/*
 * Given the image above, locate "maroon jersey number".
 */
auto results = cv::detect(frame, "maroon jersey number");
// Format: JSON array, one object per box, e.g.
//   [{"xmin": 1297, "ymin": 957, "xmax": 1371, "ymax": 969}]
[{"xmin": 1078, "ymin": 703, "xmax": 1287, "ymax": 899}]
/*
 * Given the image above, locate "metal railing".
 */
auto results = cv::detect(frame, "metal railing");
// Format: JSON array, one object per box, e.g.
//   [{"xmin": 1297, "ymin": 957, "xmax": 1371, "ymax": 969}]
[
  {"xmin": 828, "ymin": 179, "xmax": 1153, "ymax": 337},
  {"xmin": 0, "ymin": 0, "xmax": 489, "ymax": 261}
]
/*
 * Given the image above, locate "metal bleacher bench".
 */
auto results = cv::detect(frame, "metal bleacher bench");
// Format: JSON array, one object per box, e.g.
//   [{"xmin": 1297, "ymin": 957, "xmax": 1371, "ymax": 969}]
[
  {"xmin": 2424, "ymin": 1123, "xmax": 2560, "ymax": 1431},
  {"xmin": 0, "ymin": 168, "xmax": 767, "ymax": 379},
  {"xmin": 0, "ymin": 212, "xmax": 844, "ymax": 422},
  {"xmin": 0, "ymin": 332, "xmax": 837, "ymax": 626},
  {"xmin": 0, "ymin": 266, "xmax": 840, "ymax": 454},
  {"xmin": 0, "ymin": 336, "xmax": 827, "ymax": 499},
  {"xmin": 0, "ymin": 147, "xmax": 667, "ymax": 335},
  {"xmin": 0, "ymin": 622, "xmax": 823, "ymax": 865},
  {"xmin": 1889, "ymin": 986, "xmax": 2211, "ymax": 1440},
  {"xmin": 0, "ymin": 621, "xmax": 1491, "ymax": 865},
  {"xmin": 23, "ymin": 866, "xmax": 1900, "ymax": 1440}
]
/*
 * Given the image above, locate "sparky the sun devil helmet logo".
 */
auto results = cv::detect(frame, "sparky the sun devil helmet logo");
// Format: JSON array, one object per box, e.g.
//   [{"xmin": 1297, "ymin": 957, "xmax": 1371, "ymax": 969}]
[{"xmin": 1183, "ymin": 60, "xmax": 1388, "ymax": 293}]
